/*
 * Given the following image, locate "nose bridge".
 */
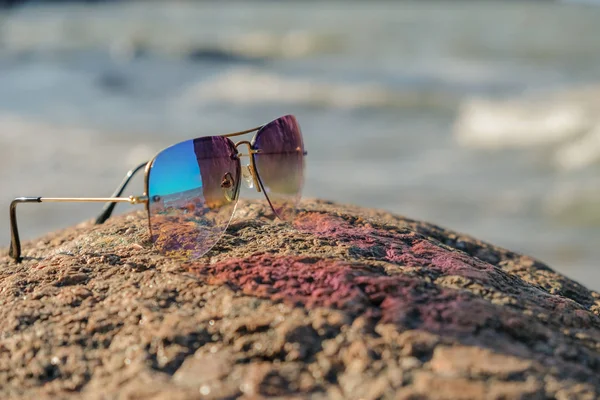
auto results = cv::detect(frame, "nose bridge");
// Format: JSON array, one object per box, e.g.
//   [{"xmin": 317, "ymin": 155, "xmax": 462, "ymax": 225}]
[
  {"xmin": 235, "ymin": 140, "xmax": 253, "ymax": 155},
  {"xmin": 234, "ymin": 140, "xmax": 262, "ymax": 193}
]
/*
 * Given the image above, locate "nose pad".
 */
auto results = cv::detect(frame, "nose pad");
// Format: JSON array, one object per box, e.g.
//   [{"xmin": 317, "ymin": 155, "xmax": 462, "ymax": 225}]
[
  {"xmin": 242, "ymin": 165, "xmax": 255, "ymax": 189},
  {"xmin": 242, "ymin": 164, "xmax": 262, "ymax": 192}
]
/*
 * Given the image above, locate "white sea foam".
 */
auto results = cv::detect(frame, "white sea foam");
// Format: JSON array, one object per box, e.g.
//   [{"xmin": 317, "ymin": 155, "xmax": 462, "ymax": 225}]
[
  {"xmin": 176, "ymin": 68, "xmax": 452, "ymax": 110},
  {"xmin": 455, "ymin": 98, "xmax": 591, "ymax": 148},
  {"xmin": 454, "ymin": 86, "xmax": 600, "ymax": 170},
  {"xmin": 177, "ymin": 69, "xmax": 389, "ymax": 108}
]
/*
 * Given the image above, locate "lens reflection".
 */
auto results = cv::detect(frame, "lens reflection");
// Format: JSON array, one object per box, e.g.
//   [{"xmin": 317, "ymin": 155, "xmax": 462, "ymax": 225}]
[
  {"xmin": 253, "ymin": 115, "xmax": 305, "ymax": 221},
  {"xmin": 148, "ymin": 136, "xmax": 240, "ymax": 260}
]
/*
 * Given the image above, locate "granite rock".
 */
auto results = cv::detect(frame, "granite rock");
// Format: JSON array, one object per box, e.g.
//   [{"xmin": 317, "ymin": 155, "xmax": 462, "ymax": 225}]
[{"xmin": 0, "ymin": 199, "xmax": 599, "ymax": 399}]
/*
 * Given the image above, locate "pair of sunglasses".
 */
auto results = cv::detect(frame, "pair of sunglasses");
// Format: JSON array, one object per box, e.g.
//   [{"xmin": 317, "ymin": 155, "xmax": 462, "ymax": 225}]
[{"xmin": 9, "ymin": 115, "xmax": 306, "ymax": 262}]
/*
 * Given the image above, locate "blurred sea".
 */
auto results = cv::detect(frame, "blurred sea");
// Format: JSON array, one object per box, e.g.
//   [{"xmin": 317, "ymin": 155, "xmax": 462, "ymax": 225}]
[{"xmin": 1, "ymin": 1, "xmax": 599, "ymax": 288}]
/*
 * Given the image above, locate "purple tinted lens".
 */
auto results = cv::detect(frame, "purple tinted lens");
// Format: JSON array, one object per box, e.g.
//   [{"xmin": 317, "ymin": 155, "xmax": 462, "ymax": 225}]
[
  {"xmin": 253, "ymin": 115, "xmax": 305, "ymax": 221},
  {"xmin": 148, "ymin": 136, "xmax": 240, "ymax": 260}
]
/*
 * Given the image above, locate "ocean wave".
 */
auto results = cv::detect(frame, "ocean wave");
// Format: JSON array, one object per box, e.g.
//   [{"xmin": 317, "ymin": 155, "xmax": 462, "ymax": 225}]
[
  {"xmin": 454, "ymin": 98, "xmax": 591, "ymax": 148},
  {"xmin": 176, "ymin": 68, "xmax": 455, "ymax": 110},
  {"xmin": 453, "ymin": 85, "xmax": 600, "ymax": 170}
]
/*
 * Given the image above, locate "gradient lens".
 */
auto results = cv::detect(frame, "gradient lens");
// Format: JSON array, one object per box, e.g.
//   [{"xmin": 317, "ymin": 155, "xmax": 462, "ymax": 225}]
[
  {"xmin": 253, "ymin": 115, "xmax": 305, "ymax": 221},
  {"xmin": 147, "ymin": 136, "xmax": 240, "ymax": 260}
]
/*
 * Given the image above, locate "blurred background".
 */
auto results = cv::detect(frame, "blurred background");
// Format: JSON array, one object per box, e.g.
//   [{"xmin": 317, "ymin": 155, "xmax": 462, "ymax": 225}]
[{"xmin": 1, "ymin": 1, "xmax": 599, "ymax": 288}]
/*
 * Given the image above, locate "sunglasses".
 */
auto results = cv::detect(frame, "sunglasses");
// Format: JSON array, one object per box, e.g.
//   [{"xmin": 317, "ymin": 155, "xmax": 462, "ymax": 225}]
[{"xmin": 9, "ymin": 115, "xmax": 306, "ymax": 262}]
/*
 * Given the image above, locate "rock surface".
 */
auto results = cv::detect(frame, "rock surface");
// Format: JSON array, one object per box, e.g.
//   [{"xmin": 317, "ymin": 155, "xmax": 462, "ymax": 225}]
[{"xmin": 1, "ymin": 199, "xmax": 599, "ymax": 399}]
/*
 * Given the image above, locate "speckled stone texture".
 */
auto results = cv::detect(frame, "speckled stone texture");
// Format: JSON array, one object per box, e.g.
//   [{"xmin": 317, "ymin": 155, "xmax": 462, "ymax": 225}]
[{"xmin": 1, "ymin": 199, "xmax": 599, "ymax": 399}]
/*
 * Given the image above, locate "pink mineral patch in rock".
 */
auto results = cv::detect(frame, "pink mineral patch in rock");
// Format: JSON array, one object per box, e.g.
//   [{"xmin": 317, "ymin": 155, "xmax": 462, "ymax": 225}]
[
  {"xmin": 189, "ymin": 254, "xmax": 537, "ymax": 335},
  {"xmin": 294, "ymin": 212, "xmax": 495, "ymax": 280},
  {"xmin": 293, "ymin": 212, "xmax": 594, "ymax": 318}
]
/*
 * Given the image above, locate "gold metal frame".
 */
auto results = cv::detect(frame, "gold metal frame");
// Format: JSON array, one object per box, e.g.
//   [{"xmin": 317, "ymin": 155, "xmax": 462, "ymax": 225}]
[
  {"xmin": 8, "ymin": 119, "xmax": 303, "ymax": 263},
  {"xmin": 39, "ymin": 196, "xmax": 148, "ymax": 204},
  {"xmin": 221, "ymin": 125, "xmax": 262, "ymax": 138}
]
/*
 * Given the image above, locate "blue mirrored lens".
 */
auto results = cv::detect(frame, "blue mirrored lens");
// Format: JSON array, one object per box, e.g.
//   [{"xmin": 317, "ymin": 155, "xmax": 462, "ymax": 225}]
[{"xmin": 148, "ymin": 136, "xmax": 240, "ymax": 259}]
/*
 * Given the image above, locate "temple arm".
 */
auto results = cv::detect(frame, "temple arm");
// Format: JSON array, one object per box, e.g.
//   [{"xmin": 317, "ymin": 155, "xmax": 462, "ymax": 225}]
[
  {"xmin": 95, "ymin": 161, "xmax": 148, "ymax": 225},
  {"xmin": 9, "ymin": 196, "xmax": 147, "ymax": 263}
]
